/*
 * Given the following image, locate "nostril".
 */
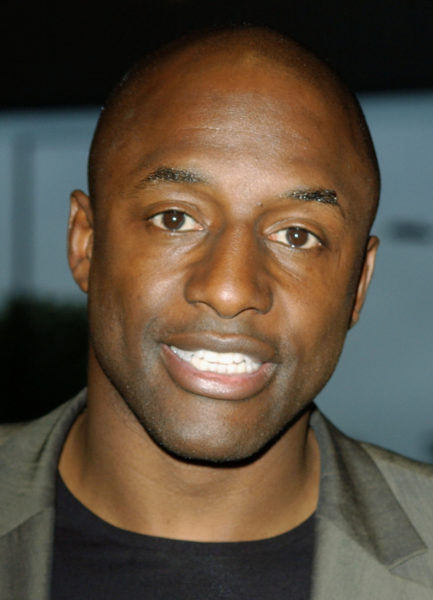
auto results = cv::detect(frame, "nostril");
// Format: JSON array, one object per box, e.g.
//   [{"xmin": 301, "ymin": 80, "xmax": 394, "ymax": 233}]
[
  {"xmin": 184, "ymin": 263, "xmax": 272, "ymax": 318},
  {"xmin": 183, "ymin": 228, "xmax": 272, "ymax": 317}
]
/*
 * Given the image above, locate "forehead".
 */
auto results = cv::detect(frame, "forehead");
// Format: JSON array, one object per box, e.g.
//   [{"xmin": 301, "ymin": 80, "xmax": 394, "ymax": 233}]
[{"xmin": 99, "ymin": 55, "xmax": 372, "ymax": 217}]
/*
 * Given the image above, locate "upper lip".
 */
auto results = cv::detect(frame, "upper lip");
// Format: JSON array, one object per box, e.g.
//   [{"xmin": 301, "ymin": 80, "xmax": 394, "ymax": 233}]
[{"xmin": 162, "ymin": 332, "xmax": 277, "ymax": 364}]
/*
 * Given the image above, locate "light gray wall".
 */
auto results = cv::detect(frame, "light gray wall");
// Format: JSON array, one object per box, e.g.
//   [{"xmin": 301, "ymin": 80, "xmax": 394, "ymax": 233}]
[
  {"xmin": 316, "ymin": 92, "xmax": 433, "ymax": 463},
  {"xmin": 0, "ymin": 92, "xmax": 432, "ymax": 461},
  {"xmin": 0, "ymin": 110, "xmax": 97, "ymax": 303}
]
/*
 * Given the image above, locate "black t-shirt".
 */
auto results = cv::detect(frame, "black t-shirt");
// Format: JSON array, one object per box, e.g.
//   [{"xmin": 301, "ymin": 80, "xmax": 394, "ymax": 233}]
[{"xmin": 51, "ymin": 474, "xmax": 315, "ymax": 599}]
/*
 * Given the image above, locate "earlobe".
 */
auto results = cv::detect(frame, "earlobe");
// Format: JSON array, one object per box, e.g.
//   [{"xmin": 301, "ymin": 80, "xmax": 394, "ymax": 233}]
[
  {"xmin": 349, "ymin": 235, "xmax": 379, "ymax": 328},
  {"xmin": 68, "ymin": 190, "xmax": 94, "ymax": 293}
]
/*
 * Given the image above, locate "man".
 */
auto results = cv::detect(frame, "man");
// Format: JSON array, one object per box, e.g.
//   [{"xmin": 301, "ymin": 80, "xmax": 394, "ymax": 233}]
[{"xmin": 1, "ymin": 26, "xmax": 433, "ymax": 600}]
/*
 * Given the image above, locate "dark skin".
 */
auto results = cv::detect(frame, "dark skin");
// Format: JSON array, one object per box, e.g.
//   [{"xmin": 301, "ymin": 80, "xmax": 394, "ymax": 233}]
[{"xmin": 61, "ymin": 39, "xmax": 378, "ymax": 542}]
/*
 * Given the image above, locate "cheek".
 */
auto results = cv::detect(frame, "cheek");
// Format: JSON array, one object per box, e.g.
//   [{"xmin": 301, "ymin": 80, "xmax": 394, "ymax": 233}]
[
  {"xmin": 88, "ymin": 237, "xmax": 192, "ymax": 359},
  {"xmin": 277, "ymin": 258, "xmax": 355, "ymax": 328},
  {"xmin": 274, "ymin": 262, "xmax": 356, "ymax": 378}
]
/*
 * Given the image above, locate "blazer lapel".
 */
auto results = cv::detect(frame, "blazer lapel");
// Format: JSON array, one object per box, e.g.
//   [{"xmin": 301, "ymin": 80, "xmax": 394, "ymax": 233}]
[
  {"xmin": 0, "ymin": 392, "xmax": 86, "ymax": 600},
  {"xmin": 310, "ymin": 409, "xmax": 433, "ymax": 598},
  {"xmin": 0, "ymin": 509, "xmax": 55, "ymax": 600}
]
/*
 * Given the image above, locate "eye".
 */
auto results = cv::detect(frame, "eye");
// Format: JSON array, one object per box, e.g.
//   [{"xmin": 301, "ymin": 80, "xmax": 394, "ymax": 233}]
[
  {"xmin": 269, "ymin": 226, "xmax": 321, "ymax": 249},
  {"xmin": 149, "ymin": 209, "xmax": 202, "ymax": 232}
]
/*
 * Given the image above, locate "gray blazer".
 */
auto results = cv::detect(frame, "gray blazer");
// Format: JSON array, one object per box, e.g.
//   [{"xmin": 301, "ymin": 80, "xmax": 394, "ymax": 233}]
[{"xmin": 1, "ymin": 390, "xmax": 433, "ymax": 599}]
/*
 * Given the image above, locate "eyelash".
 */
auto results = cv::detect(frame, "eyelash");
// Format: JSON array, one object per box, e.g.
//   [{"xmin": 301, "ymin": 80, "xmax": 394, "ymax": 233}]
[
  {"xmin": 148, "ymin": 210, "xmax": 203, "ymax": 232},
  {"xmin": 268, "ymin": 227, "xmax": 322, "ymax": 249},
  {"xmin": 149, "ymin": 210, "xmax": 322, "ymax": 250}
]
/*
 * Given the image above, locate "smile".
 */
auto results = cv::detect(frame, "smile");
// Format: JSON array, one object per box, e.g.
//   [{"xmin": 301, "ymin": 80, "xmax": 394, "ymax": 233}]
[
  {"xmin": 161, "ymin": 342, "xmax": 276, "ymax": 401},
  {"xmin": 170, "ymin": 346, "xmax": 261, "ymax": 375}
]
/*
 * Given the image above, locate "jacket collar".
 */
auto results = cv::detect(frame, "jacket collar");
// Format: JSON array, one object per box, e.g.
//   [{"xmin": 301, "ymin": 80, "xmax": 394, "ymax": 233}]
[
  {"xmin": 310, "ymin": 408, "xmax": 433, "ymax": 593},
  {"xmin": 0, "ymin": 391, "xmax": 86, "ymax": 598},
  {"xmin": 0, "ymin": 390, "xmax": 86, "ymax": 538}
]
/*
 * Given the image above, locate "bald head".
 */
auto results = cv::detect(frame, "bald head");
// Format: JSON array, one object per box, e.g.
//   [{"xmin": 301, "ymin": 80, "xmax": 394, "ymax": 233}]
[{"xmin": 88, "ymin": 26, "xmax": 380, "ymax": 228}]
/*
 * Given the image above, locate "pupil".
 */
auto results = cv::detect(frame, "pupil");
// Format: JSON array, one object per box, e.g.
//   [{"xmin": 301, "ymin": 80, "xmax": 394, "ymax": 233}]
[
  {"xmin": 162, "ymin": 210, "xmax": 185, "ymax": 230},
  {"xmin": 286, "ymin": 227, "xmax": 307, "ymax": 246}
]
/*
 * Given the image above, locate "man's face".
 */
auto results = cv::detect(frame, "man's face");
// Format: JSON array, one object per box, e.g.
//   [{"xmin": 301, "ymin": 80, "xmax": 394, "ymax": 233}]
[{"xmin": 74, "ymin": 57, "xmax": 377, "ymax": 462}]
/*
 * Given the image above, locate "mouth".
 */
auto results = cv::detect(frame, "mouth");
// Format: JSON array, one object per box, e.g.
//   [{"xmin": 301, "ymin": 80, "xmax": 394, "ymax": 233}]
[
  {"xmin": 169, "ymin": 346, "xmax": 261, "ymax": 375},
  {"xmin": 161, "ymin": 338, "xmax": 276, "ymax": 401}
]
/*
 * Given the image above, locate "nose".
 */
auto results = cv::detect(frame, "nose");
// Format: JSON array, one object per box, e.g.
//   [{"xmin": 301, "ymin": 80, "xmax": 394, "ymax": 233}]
[{"xmin": 184, "ymin": 225, "xmax": 273, "ymax": 318}]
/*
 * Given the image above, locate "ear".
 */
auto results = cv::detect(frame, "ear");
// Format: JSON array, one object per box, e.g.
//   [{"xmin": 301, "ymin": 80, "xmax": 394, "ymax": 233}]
[
  {"xmin": 68, "ymin": 190, "xmax": 94, "ymax": 293},
  {"xmin": 349, "ymin": 235, "xmax": 379, "ymax": 328}
]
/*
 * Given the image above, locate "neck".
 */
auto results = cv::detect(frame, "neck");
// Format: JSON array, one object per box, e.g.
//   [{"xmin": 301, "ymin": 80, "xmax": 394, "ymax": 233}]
[{"xmin": 59, "ymin": 386, "xmax": 320, "ymax": 542}]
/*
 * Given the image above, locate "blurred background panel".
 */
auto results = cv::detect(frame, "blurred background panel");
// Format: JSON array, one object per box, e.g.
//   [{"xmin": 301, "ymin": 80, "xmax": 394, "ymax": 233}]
[
  {"xmin": 1, "ymin": 0, "xmax": 432, "ymax": 461},
  {"xmin": 0, "ymin": 111, "xmax": 96, "ymax": 301},
  {"xmin": 316, "ymin": 92, "xmax": 433, "ymax": 464}
]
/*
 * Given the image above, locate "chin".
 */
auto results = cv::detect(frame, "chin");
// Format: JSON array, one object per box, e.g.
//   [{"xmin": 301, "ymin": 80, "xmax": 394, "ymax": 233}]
[
  {"xmin": 154, "ymin": 436, "xmax": 269, "ymax": 466},
  {"xmin": 141, "ymin": 412, "xmax": 296, "ymax": 467}
]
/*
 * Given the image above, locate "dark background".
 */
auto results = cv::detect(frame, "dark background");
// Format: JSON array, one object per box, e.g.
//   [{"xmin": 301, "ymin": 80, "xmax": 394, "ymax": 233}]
[
  {"xmin": 1, "ymin": 0, "xmax": 432, "ymax": 422},
  {"xmin": 3, "ymin": 0, "xmax": 433, "ymax": 109}
]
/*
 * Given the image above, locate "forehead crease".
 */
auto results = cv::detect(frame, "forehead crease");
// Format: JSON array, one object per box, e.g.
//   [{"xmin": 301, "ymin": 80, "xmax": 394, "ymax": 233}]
[
  {"xmin": 109, "ymin": 55, "xmax": 356, "ymax": 156},
  {"xmin": 130, "ymin": 83, "xmax": 350, "ymax": 161},
  {"xmin": 122, "ymin": 122, "xmax": 359, "ymax": 202},
  {"xmin": 147, "ymin": 81, "xmax": 324, "ymax": 123},
  {"xmin": 101, "ymin": 61, "xmax": 372, "ymax": 204}
]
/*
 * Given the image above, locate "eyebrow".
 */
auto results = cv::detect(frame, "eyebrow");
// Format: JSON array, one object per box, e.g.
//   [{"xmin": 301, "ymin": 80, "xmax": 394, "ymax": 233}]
[
  {"xmin": 282, "ymin": 188, "xmax": 339, "ymax": 206},
  {"xmin": 139, "ymin": 166, "xmax": 208, "ymax": 186},
  {"xmin": 137, "ymin": 166, "xmax": 340, "ymax": 210}
]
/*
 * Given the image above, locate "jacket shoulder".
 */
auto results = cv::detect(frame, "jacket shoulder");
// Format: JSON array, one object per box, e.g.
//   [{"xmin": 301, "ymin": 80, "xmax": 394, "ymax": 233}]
[
  {"xmin": 0, "ymin": 391, "xmax": 87, "ymax": 536},
  {"xmin": 361, "ymin": 441, "xmax": 433, "ymax": 485},
  {"xmin": 0, "ymin": 394, "xmax": 84, "ymax": 451},
  {"xmin": 0, "ymin": 422, "xmax": 27, "ymax": 446},
  {"xmin": 361, "ymin": 441, "xmax": 433, "ymax": 545}
]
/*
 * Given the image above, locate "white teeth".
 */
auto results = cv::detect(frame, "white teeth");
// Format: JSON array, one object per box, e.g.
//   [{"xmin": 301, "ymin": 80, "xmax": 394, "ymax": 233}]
[{"xmin": 170, "ymin": 346, "xmax": 261, "ymax": 374}]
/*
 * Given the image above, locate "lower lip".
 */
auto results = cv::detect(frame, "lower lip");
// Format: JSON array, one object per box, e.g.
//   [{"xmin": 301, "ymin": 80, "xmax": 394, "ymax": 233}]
[{"xmin": 161, "ymin": 345, "xmax": 276, "ymax": 401}]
